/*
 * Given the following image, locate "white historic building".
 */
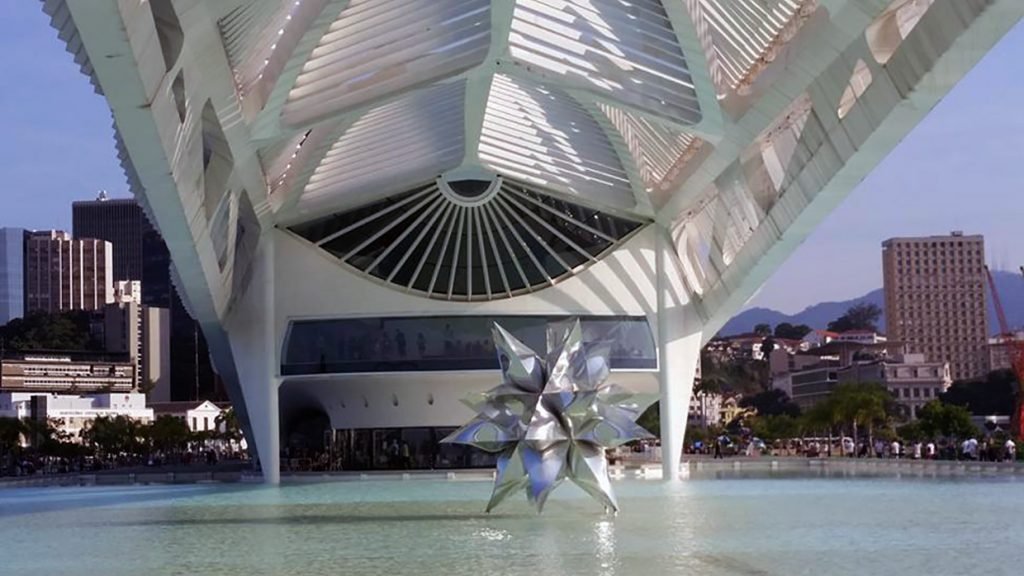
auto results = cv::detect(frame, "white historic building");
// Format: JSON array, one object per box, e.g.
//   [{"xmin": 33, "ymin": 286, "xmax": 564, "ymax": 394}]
[
  {"xmin": 151, "ymin": 400, "xmax": 227, "ymax": 434},
  {"xmin": 41, "ymin": 0, "xmax": 1022, "ymax": 481},
  {"xmin": 0, "ymin": 392, "xmax": 153, "ymax": 441}
]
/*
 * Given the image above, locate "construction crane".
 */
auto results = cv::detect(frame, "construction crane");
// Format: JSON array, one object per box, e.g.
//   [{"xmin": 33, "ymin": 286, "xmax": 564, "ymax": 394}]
[{"xmin": 984, "ymin": 265, "xmax": 1024, "ymax": 440}]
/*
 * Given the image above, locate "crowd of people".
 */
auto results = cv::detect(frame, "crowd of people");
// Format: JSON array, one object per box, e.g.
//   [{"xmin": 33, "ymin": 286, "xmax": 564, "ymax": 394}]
[
  {"xmin": 1, "ymin": 446, "xmax": 245, "ymax": 478},
  {"xmin": 686, "ymin": 435, "xmax": 1019, "ymax": 462},
  {"xmin": 836, "ymin": 437, "xmax": 1017, "ymax": 461}
]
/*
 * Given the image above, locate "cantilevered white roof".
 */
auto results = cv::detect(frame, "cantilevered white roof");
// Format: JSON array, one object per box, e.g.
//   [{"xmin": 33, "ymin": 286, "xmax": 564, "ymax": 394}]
[
  {"xmin": 41, "ymin": 0, "xmax": 1023, "ymax": 313},
  {"xmin": 238, "ymin": 0, "xmax": 733, "ymax": 227}
]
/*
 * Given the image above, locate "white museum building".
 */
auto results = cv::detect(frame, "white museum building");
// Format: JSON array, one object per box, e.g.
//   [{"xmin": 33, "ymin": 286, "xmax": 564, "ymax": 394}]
[{"xmin": 41, "ymin": 0, "xmax": 1023, "ymax": 481}]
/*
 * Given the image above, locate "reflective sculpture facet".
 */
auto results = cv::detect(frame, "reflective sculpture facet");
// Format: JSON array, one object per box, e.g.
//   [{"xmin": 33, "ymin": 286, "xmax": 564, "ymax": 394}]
[{"xmin": 443, "ymin": 320, "xmax": 655, "ymax": 512}]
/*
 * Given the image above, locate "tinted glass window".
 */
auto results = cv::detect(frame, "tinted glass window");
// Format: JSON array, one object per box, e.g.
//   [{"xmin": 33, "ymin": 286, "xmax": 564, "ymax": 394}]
[{"xmin": 282, "ymin": 315, "xmax": 656, "ymax": 375}]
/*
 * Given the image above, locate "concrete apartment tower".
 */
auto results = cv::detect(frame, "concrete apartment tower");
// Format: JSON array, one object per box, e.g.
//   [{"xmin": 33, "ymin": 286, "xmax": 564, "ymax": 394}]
[
  {"xmin": 24, "ymin": 231, "xmax": 114, "ymax": 313},
  {"xmin": 882, "ymin": 232, "xmax": 989, "ymax": 381},
  {"xmin": 103, "ymin": 301, "xmax": 171, "ymax": 402}
]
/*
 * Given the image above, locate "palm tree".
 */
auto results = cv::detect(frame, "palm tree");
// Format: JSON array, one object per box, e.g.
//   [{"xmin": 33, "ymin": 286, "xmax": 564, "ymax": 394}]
[
  {"xmin": 831, "ymin": 383, "xmax": 893, "ymax": 453},
  {"xmin": 215, "ymin": 407, "xmax": 242, "ymax": 443},
  {"xmin": 20, "ymin": 418, "xmax": 61, "ymax": 451},
  {"xmin": 137, "ymin": 377, "xmax": 158, "ymax": 396},
  {"xmin": 803, "ymin": 400, "xmax": 842, "ymax": 456}
]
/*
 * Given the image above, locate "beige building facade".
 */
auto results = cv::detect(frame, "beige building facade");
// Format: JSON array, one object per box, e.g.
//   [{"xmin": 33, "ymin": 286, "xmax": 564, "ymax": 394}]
[
  {"xmin": 0, "ymin": 351, "xmax": 135, "ymax": 394},
  {"xmin": 882, "ymin": 232, "xmax": 988, "ymax": 381},
  {"xmin": 103, "ymin": 302, "xmax": 171, "ymax": 400},
  {"xmin": 838, "ymin": 354, "xmax": 952, "ymax": 420},
  {"xmin": 24, "ymin": 231, "xmax": 114, "ymax": 314}
]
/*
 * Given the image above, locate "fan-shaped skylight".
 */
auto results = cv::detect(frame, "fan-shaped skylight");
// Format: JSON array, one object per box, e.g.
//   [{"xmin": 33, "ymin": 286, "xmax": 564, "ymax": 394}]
[{"xmin": 290, "ymin": 176, "xmax": 645, "ymax": 300}]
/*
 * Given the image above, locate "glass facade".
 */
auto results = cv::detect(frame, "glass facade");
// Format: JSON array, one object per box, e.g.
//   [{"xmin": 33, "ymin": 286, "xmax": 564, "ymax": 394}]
[
  {"xmin": 282, "ymin": 315, "xmax": 656, "ymax": 375},
  {"xmin": 0, "ymin": 228, "xmax": 26, "ymax": 325},
  {"xmin": 291, "ymin": 428, "xmax": 499, "ymax": 472},
  {"xmin": 72, "ymin": 198, "xmax": 144, "ymax": 283}
]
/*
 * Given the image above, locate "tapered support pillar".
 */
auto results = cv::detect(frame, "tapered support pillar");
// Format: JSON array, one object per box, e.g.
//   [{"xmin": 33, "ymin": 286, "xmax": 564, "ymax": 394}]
[
  {"xmin": 239, "ymin": 362, "xmax": 280, "ymax": 484},
  {"xmin": 227, "ymin": 234, "xmax": 281, "ymax": 484},
  {"xmin": 656, "ymin": 229, "xmax": 702, "ymax": 481}
]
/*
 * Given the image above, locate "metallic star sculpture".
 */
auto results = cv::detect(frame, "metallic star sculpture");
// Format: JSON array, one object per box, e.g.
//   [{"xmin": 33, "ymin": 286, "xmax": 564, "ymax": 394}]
[{"xmin": 443, "ymin": 319, "xmax": 655, "ymax": 513}]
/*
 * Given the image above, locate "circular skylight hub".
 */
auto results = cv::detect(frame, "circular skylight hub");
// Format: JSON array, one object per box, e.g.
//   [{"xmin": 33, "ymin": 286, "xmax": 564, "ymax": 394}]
[{"xmin": 438, "ymin": 170, "xmax": 502, "ymax": 207}]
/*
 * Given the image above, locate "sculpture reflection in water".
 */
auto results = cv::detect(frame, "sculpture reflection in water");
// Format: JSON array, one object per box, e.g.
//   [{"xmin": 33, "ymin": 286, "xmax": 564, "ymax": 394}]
[{"xmin": 443, "ymin": 319, "xmax": 655, "ymax": 512}]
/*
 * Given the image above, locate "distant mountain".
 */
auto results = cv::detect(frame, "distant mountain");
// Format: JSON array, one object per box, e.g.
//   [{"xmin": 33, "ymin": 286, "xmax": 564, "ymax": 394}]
[{"xmin": 721, "ymin": 270, "xmax": 1024, "ymax": 337}]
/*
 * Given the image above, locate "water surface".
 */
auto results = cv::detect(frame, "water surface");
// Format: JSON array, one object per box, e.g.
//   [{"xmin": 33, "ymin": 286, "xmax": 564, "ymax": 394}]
[{"xmin": 2, "ymin": 473, "xmax": 1021, "ymax": 575}]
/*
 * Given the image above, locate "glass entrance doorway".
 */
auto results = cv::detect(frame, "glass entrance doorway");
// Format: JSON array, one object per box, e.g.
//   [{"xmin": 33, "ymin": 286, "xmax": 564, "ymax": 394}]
[{"xmin": 331, "ymin": 427, "xmax": 499, "ymax": 471}]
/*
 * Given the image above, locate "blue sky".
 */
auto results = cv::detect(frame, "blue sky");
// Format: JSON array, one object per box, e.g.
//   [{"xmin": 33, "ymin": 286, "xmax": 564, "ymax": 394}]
[{"xmin": 1, "ymin": 4, "xmax": 1021, "ymax": 314}]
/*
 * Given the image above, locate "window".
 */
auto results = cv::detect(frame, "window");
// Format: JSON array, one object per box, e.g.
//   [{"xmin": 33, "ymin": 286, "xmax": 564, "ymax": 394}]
[
  {"xmin": 282, "ymin": 315, "xmax": 658, "ymax": 375},
  {"xmin": 838, "ymin": 60, "xmax": 873, "ymax": 119},
  {"xmin": 149, "ymin": 0, "xmax": 184, "ymax": 71},
  {"xmin": 172, "ymin": 71, "xmax": 186, "ymax": 123},
  {"xmin": 201, "ymin": 101, "xmax": 233, "ymax": 221}
]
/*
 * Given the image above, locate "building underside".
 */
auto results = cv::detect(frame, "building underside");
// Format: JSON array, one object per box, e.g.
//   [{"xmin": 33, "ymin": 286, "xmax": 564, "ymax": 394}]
[{"xmin": 43, "ymin": 0, "xmax": 1022, "ymax": 481}]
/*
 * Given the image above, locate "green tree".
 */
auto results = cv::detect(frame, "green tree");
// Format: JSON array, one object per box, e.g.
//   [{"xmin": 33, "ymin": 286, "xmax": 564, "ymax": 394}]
[
  {"xmin": 774, "ymin": 323, "xmax": 812, "ymax": 340},
  {"xmin": 215, "ymin": 407, "xmax": 243, "ymax": 443},
  {"xmin": 827, "ymin": 303, "xmax": 882, "ymax": 333},
  {"xmin": 0, "ymin": 310, "xmax": 102, "ymax": 350},
  {"xmin": 0, "ymin": 417, "xmax": 25, "ymax": 456},
  {"xmin": 830, "ymin": 383, "xmax": 893, "ymax": 447},
  {"xmin": 917, "ymin": 401, "xmax": 978, "ymax": 440},
  {"xmin": 146, "ymin": 415, "xmax": 192, "ymax": 454},
  {"xmin": 685, "ymin": 424, "xmax": 709, "ymax": 446},
  {"xmin": 740, "ymin": 389, "xmax": 801, "ymax": 417},
  {"xmin": 753, "ymin": 323, "xmax": 772, "ymax": 337},
  {"xmin": 802, "ymin": 400, "xmax": 843, "ymax": 455},
  {"xmin": 138, "ymin": 378, "xmax": 158, "ymax": 396},
  {"xmin": 750, "ymin": 414, "xmax": 801, "ymax": 442},
  {"xmin": 22, "ymin": 418, "xmax": 66, "ymax": 454},
  {"xmin": 897, "ymin": 420, "xmax": 925, "ymax": 442},
  {"xmin": 940, "ymin": 369, "xmax": 1018, "ymax": 415},
  {"xmin": 84, "ymin": 415, "xmax": 144, "ymax": 457}
]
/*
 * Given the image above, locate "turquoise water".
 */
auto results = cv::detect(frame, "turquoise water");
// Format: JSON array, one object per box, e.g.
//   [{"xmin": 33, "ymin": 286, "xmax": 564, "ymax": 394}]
[{"xmin": 2, "ymin": 473, "xmax": 1022, "ymax": 575}]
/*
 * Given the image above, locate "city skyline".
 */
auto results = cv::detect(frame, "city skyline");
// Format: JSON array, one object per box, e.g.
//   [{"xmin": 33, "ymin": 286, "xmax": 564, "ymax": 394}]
[{"xmin": 2, "ymin": 4, "xmax": 1022, "ymax": 315}]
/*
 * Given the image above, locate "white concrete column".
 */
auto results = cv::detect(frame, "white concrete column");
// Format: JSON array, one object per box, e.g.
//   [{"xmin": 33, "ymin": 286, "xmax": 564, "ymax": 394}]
[
  {"xmin": 245, "ymin": 370, "xmax": 280, "ymax": 484},
  {"xmin": 656, "ymin": 228, "xmax": 702, "ymax": 481},
  {"xmin": 227, "ymin": 234, "xmax": 281, "ymax": 484}
]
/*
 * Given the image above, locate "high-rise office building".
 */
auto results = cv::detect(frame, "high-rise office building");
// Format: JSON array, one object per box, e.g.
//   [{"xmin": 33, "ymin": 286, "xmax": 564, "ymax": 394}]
[
  {"xmin": 72, "ymin": 192, "xmax": 145, "ymax": 283},
  {"xmin": 71, "ymin": 192, "xmax": 173, "ymax": 308},
  {"xmin": 71, "ymin": 195, "xmax": 221, "ymax": 401},
  {"xmin": 24, "ymin": 231, "xmax": 114, "ymax": 313},
  {"xmin": 882, "ymin": 232, "xmax": 989, "ymax": 381},
  {"xmin": 0, "ymin": 228, "xmax": 27, "ymax": 325}
]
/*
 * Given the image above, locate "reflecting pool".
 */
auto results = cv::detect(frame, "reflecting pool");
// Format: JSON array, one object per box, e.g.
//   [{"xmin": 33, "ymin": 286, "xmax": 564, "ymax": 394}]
[{"xmin": 2, "ymin": 472, "xmax": 1022, "ymax": 575}]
